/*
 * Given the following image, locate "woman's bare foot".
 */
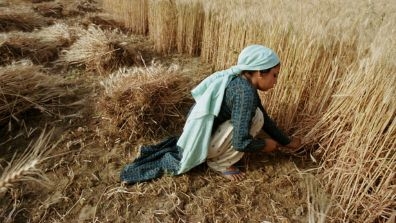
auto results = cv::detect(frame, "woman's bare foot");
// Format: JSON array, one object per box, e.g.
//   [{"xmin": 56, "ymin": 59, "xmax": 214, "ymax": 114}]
[{"xmin": 221, "ymin": 166, "xmax": 245, "ymax": 181}]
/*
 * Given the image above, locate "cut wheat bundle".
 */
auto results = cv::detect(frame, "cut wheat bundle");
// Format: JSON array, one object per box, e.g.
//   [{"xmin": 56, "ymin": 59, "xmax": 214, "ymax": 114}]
[
  {"xmin": 0, "ymin": 23, "xmax": 75, "ymax": 65},
  {"xmin": 99, "ymin": 63, "xmax": 197, "ymax": 141},
  {"xmin": 84, "ymin": 13, "xmax": 128, "ymax": 33},
  {"xmin": 75, "ymin": 0, "xmax": 99, "ymax": 13},
  {"xmin": 0, "ymin": 35, "xmax": 62, "ymax": 65},
  {"xmin": 60, "ymin": 25, "xmax": 144, "ymax": 75},
  {"xmin": 0, "ymin": 6, "xmax": 51, "ymax": 32},
  {"xmin": 35, "ymin": 23, "xmax": 75, "ymax": 43},
  {"xmin": 60, "ymin": 0, "xmax": 99, "ymax": 17},
  {"xmin": 33, "ymin": 2, "xmax": 63, "ymax": 18},
  {"xmin": 0, "ymin": 62, "xmax": 70, "ymax": 127},
  {"xmin": 31, "ymin": 0, "xmax": 54, "ymax": 3},
  {"xmin": 0, "ymin": 128, "xmax": 57, "ymax": 194}
]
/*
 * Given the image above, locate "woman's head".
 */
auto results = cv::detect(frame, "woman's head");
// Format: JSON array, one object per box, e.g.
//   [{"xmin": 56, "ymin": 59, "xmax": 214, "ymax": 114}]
[
  {"xmin": 236, "ymin": 45, "xmax": 281, "ymax": 91},
  {"xmin": 242, "ymin": 63, "xmax": 280, "ymax": 91},
  {"xmin": 236, "ymin": 45, "xmax": 280, "ymax": 71}
]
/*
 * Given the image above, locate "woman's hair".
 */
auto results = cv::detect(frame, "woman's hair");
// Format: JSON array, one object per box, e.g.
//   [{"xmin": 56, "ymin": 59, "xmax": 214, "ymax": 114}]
[{"xmin": 241, "ymin": 63, "xmax": 280, "ymax": 75}]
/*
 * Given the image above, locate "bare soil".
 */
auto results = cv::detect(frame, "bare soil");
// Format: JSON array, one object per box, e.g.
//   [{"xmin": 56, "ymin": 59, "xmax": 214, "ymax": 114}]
[{"xmin": 0, "ymin": 0, "xmax": 318, "ymax": 222}]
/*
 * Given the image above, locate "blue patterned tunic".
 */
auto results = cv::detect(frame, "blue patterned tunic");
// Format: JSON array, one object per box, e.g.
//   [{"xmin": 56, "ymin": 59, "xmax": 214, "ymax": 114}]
[{"xmin": 212, "ymin": 76, "xmax": 290, "ymax": 152}]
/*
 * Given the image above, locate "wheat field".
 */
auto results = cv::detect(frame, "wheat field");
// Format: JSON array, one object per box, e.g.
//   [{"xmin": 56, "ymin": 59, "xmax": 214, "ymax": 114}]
[
  {"xmin": 102, "ymin": 0, "xmax": 396, "ymax": 222},
  {"xmin": 0, "ymin": 0, "xmax": 394, "ymax": 222}
]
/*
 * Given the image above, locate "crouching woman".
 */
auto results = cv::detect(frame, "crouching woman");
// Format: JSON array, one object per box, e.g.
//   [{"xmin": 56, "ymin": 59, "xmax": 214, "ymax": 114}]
[{"xmin": 121, "ymin": 44, "xmax": 301, "ymax": 184}]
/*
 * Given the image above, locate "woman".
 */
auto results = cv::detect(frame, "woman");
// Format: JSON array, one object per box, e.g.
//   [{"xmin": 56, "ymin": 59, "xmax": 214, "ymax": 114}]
[{"xmin": 121, "ymin": 45, "xmax": 301, "ymax": 183}]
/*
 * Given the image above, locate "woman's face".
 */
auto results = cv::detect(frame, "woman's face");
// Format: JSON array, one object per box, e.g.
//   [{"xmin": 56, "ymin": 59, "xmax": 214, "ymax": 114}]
[{"xmin": 253, "ymin": 65, "xmax": 280, "ymax": 91}]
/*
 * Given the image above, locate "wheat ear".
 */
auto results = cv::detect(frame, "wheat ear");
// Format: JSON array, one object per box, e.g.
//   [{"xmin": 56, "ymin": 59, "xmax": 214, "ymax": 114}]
[{"xmin": 0, "ymin": 128, "xmax": 56, "ymax": 192}]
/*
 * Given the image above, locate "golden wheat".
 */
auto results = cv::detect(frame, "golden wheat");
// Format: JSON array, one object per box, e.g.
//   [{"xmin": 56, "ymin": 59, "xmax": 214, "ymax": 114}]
[
  {"xmin": 0, "ymin": 62, "xmax": 69, "ymax": 126},
  {"xmin": 59, "ymin": 25, "xmax": 143, "ymax": 74},
  {"xmin": 175, "ymin": 0, "xmax": 204, "ymax": 55},
  {"xmin": 102, "ymin": 0, "xmax": 396, "ymax": 222},
  {"xmin": 102, "ymin": 0, "xmax": 148, "ymax": 34},
  {"xmin": 0, "ymin": 23, "xmax": 74, "ymax": 65},
  {"xmin": 0, "ymin": 129, "xmax": 56, "ymax": 192},
  {"xmin": 0, "ymin": 5, "xmax": 50, "ymax": 32},
  {"xmin": 147, "ymin": 0, "xmax": 177, "ymax": 54},
  {"xmin": 98, "ymin": 63, "xmax": 198, "ymax": 141}
]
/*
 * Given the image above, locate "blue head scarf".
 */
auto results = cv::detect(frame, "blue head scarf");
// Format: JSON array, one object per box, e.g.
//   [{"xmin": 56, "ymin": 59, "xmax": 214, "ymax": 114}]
[
  {"xmin": 190, "ymin": 44, "xmax": 280, "ymax": 118},
  {"xmin": 177, "ymin": 45, "xmax": 280, "ymax": 174},
  {"xmin": 236, "ymin": 44, "xmax": 280, "ymax": 71}
]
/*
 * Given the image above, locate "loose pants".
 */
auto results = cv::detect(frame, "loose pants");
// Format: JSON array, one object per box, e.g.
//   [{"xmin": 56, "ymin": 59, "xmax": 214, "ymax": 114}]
[{"xmin": 207, "ymin": 108, "xmax": 264, "ymax": 172}]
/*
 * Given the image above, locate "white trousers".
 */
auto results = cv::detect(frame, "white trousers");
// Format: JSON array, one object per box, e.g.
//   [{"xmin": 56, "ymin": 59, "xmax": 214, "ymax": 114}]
[{"xmin": 207, "ymin": 108, "xmax": 264, "ymax": 172}]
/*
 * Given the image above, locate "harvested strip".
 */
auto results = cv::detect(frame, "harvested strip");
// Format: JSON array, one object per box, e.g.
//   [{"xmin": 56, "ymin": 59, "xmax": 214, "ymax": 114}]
[
  {"xmin": 0, "ymin": 23, "xmax": 75, "ymax": 65},
  {"xmin": 0, "ymin": 63, "xmax": 69, "ymax": 126},
  {"xmin": 0, "ymin": 7, "xmax": 51, "ymax": 32},
  {"xmin": 60, "ymin": 25, "xmax": 146, "ymax": 74},
  {"xmin": 98, "ymin": 63, "xmax": 197, "ymax": 141},
  {"xmin": 33, "ymin": 2, "xmax": 63, "ymax": 18}
]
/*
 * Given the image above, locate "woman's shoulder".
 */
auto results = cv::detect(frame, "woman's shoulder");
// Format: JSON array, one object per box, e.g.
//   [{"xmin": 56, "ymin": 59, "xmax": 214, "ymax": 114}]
[
  {"xmin": 227, "ymin": 76, "xmax": 255, "ymax": 92},
  {"xmin": 226, "ymin": 76, "xmax": 257, "ymax": 102}
]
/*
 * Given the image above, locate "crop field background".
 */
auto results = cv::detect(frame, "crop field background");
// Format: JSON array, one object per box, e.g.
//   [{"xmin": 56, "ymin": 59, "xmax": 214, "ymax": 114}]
[{"xmin": 0, "ymin": 0, "xmax": 394, "ymax": 222}]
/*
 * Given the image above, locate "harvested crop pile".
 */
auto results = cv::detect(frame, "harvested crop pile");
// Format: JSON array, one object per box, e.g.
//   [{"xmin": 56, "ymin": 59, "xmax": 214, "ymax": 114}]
[
  {"xmin": 83, "ymin": 14, "xmax": 128, "ymax": 32},
  {"xmin": 60, "ymin": 25, "xmax": 145, "ymax": 74},
  {"xmin": 0, "ymin": 23, "xmax": 75, "ymax": 65},
  {"xmin": 0, "ymin": 37, "xmax": 59, "ymax": 65},
  {"xmin": 31, "ymin": 0, "xmax": 54, "ymax": 3},
  {"xmin": 76, "ymin": 0, "xmax": 99, "ymax": 12},
  {"xmin": 64, "ymin": 0, "xmax": 99, "ymax": 16},
  {"xmin": 0, "ymin": 7, "xmax": 51, "ymax": 32},
  {"xmin": 99, "ymin": 63, "xmax": 196, "ymax": 141},
  {"xmin": 0, "ymin": 62, "xmax": 70, "ymax": 127},
  {"xmin": 33, "ymin": 2, "xmax": 63, "ymax": 18}
]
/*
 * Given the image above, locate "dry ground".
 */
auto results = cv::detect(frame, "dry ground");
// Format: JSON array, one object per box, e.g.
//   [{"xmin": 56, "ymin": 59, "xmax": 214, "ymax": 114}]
[{"xmin": 0, "ymin": 0, "xmax": 321, "ymax": 222}]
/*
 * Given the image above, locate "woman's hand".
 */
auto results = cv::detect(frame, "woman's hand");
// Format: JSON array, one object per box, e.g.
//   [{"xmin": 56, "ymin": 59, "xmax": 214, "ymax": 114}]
[
  {"xmin": 262, "ymin": 138, "xmax": 279, "ymax": 153},
  {"xmin": 285, "ymin": 137, "xmax": 302, "ymax": 151}
]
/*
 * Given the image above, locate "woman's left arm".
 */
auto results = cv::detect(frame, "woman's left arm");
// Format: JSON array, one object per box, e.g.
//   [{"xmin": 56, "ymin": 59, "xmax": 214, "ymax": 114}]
[
  {"xmin": 258, "ymin": 103, "xmax": 291, "ymax": 146},
  {"xmin": 257, "ymin": 102, "xmax": 302, "ymax": 150}
]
